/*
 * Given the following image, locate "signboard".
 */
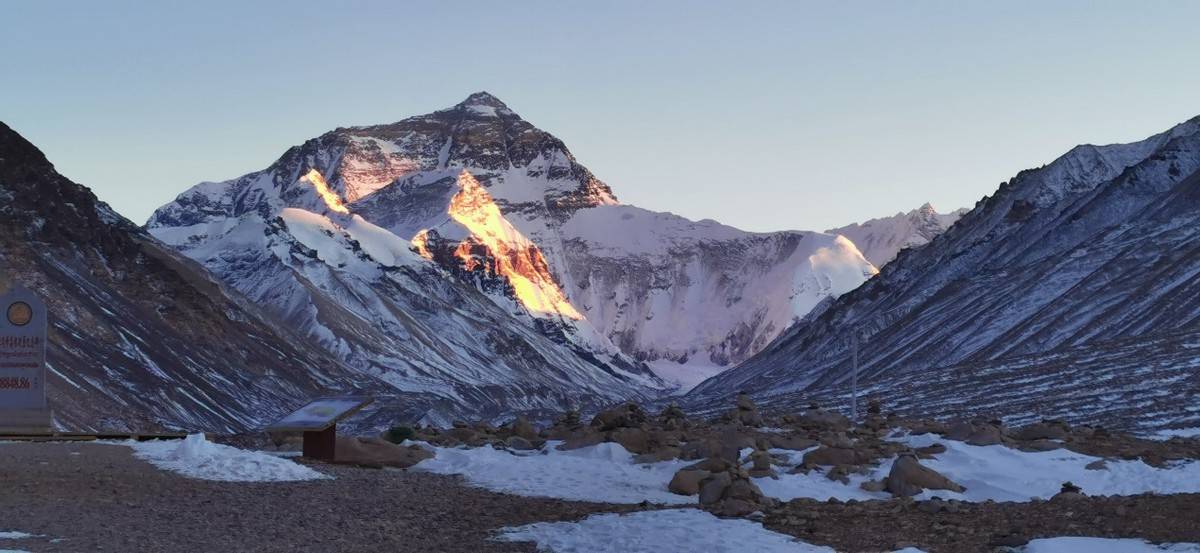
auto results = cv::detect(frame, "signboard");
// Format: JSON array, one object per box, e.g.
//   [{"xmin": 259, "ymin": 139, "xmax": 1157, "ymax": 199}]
[
  {"xmin": 0, "ymin": 285, "xmax": 50, "ymax": 431},
  {"xmin": 266, "ymin": 396, "xmax": 372, "ymax": 432},
  {"xmin": 0, "ymin": 286, "xmax": 47, "ymax": 409}
]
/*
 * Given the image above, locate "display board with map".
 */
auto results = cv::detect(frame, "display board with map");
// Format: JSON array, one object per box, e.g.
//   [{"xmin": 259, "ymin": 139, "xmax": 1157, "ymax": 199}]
[{"xmin": 265, "ymin": 397, "xmax": 372, "ymax": 432}]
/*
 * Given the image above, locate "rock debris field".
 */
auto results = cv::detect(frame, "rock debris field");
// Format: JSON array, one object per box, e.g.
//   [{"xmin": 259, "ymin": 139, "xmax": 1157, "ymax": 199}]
[{"xmin": 3, "ymin": 395, "xmax": 1200, "ymax": 552}]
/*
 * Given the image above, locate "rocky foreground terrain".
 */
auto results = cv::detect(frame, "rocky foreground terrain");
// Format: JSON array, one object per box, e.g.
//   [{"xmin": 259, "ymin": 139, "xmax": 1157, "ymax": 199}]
[{"xmin": 213, "ymin": 395, "xmax": 1200, "ymax": 552}]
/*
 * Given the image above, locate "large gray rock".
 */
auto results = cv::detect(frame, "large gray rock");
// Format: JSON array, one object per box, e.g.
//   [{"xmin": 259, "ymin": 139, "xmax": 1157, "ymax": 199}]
[
  {"xmin": 668, "ymin": 469, "xmax": 711, "ymax": 496},
  {"xmin": 884, "ymin": 454, "xmax": 965, "ymax": 497},
  {"xmin": 699, "ymin": 471, "xmax": 733, "ymax": 505}
]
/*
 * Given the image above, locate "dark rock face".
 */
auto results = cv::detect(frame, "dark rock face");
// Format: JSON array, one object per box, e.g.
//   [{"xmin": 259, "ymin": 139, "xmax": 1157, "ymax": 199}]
[
  {"xmin": 0, "ymin": 122, "xmax": 380, "ymax": 432},
  {"xmin": 689, "ymin": 116, "xmax": 1200, "ymax": 433}
]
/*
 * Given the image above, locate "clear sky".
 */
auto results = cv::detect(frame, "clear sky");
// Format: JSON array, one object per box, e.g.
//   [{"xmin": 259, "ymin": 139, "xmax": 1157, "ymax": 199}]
[{"xmin": 3, "ymin": 1, "xmax": 1198, "ymax": 232}]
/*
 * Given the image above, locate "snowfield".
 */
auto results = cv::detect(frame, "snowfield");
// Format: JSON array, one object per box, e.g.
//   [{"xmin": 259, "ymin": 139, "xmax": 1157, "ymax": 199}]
[
  {"xmin": 413, "ymin": 441, "xmax": 693, "ymax": 505},
  {"xmin": 1021, "ymin": 538, "xmax": 1200, "ymax": 552},
  {"xmin": 412, "ymin": 434, "xmax": 1200, "ymax": 505},
  {"xmin": 495, "ymin": 509, "xmax": 832, "ymax": 553},
  {"xmin": 125, "ymin": 434, "xmax": 330, "ymax": 482}
]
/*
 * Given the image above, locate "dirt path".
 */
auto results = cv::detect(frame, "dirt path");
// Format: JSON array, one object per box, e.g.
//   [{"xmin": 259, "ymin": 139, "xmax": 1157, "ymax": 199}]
[{"xmin": 0, "ymin": 442, "xmax": 633, "ymax": 552}]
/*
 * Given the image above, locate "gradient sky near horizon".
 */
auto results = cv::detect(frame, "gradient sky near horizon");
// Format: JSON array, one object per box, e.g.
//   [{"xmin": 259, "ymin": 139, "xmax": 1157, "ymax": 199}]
[{"xmin": 3, "ymin": 1, "xmax": 1199, "ymax": 232}]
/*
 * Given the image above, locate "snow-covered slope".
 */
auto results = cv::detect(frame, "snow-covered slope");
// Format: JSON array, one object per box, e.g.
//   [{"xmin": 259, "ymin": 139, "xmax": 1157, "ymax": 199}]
[
  {"xmin": 0, "ymin": 121, "xmax": 393, "ymax": 432},
  {"xmin": 151, "ymin": 92, "xmax": 877, "ymax": 391},
  {"xmin": 828, "ymin": 203, "xmax": 966, "ymax": 267},
  {"xmin": 687, "ymin": 115, "xmax": 1200, "ymax": 430}
]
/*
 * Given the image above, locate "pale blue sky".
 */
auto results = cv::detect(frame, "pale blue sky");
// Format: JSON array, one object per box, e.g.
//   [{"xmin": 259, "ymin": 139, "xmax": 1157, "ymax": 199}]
[{"xmin": 3, "ymin": 1, "xmax": 1198, "ymax": 232}]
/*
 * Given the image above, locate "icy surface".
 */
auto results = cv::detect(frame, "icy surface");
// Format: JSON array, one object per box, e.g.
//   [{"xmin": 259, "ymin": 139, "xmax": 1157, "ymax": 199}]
[
  {"xmin": 495, "ymin": 509, "xmax": 833, "ymax": 553},
  {"xmin": 126, "ymin": 434, "xmax": 330, "ymax": 482},
  {"xmin": 1022, "ymin": 537, "xmax": 1200, "ymax": 552},
  {"xmin": 414, "ymin": 441, "xmax": 693, "ymax": 505}
]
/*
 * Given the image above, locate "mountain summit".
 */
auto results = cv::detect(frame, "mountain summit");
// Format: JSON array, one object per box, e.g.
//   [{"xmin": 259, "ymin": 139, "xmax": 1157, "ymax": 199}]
[{"xmin": 149, "ymin": 95, "xmax": 876, "ymax": 394}]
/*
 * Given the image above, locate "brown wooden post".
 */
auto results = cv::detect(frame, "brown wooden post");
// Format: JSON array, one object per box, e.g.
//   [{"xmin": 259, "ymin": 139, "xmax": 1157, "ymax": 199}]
[{"xmin": 302, "ymin": 423, "xmax": 337, "ymax": 461}]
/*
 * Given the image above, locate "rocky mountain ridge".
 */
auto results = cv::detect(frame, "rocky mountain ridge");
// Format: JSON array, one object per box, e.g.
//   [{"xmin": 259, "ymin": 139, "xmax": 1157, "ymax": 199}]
[
  {"xmin": 150, "ymin": 92, "xmax": 877, "ymax": 392},
  {"xmin": 687, "ymin": 114, "xmax": 1200, "ymax": 433}
]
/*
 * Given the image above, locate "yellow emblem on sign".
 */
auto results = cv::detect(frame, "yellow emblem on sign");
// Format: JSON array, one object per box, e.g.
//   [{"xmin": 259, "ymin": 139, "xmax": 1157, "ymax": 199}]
[{"xmin": 7, "ymin": 302, "xmax": 32, "ymax": 326}]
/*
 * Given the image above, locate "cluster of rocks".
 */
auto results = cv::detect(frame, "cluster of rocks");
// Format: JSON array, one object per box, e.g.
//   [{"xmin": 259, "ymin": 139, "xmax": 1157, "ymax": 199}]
[{"xmin": 326, "ymin": 393, "xmax": 1200, "ymax": 522}]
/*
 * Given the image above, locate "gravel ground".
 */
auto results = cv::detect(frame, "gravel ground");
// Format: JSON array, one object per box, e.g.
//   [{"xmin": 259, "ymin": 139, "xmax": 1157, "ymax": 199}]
[
  {"xmin": 766, "ymin": 494, "xmax": 1200, "ymax": 552},
  {"xmin": 0, "ymin": 442, "xmax": 635, "ymax": 553}
]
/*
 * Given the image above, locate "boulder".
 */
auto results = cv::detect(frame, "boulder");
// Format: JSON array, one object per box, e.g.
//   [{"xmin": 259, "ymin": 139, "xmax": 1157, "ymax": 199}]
[
  {"xmin": 802, "ymin": 446, "xmax": 867, "ymax": 467},
  {"xmin": 944, "ymin": 421, "xmax": 975, "ymax": 441},
  {"xmin": 591, "ymin": 403, "xmax": 647, "ymax": 431},
  {"xmin": 699, "ymin": 471, "xmax": 733, "ymax": 505},
  {"xmin": 825, "ymin": 465, "xmax": 850, "ymax": 484},
  {"xmin": 679, "ymin": 439, "xmax": 722, "ymax": 461},
  {"xmin": 906, "ymin": 420, "xmax": 949, "ymax": 436},
  {"xmin": 1018, "ymin": 439, "xmax": 1063, "ymax": 452},
  {"xmin": 884, "ymin": 454, "xmax": 965, "ymax": 497},
  {"xmin": 735, "ymin": 392, "xmax": 757, "ymax": 412},
  {"xmin": 799, "ymin": 408, "xmax": 851, "ymax": 431},
  {"xmin": 915, "ymin": 443, "xmax": 947, "ymax": 459},
  {"xmin": 685, "ymin": 457, "xmax": 733, "ymax": 473},
  {"xmin": 556, "ymin": 430, "xmax": 605, "ymax": 451},
  {"xmin": 632, "ymin": 447, "xmax": 681, "ymax": 464},
  {"xmin": 668, "ymin": 469, "xmax": 711, "ymax": 496},
  {"xmin": 859, "ymin": 479, "xmax": 886, "ymax": 492},
  {"xmin": 609, "ymin": 427, "xmax": 650, "ymax": 454},
  {"xmin": 1051, "ymin": 481, "xmax": 1086, "ymax": 501},
  {"xmin": 504, "ymin": 436, "xmax": 538, "ymax": 450},
  {"xmin": 768, "ymin": 434, "xmax": 817, "ymax": 451},
  {"xmin": 1013, "ymin": 420, "xmax": 1070, "ymax": 441},
  {"xmin": 966, "ymin": 424, "xmax": 1005, "ymax": 446},
  {"xmin": 334, "ymin": 436, "xmax": 433, "ymax": 469},
  {"xmin": 747, "ymin": 450, "xmax": 776, "ymax": 478},
  {"xmin": 511, "ymin": 416, "xmax": 539, "ymax": 441},
  {"xmin": 1085, "ymin": 459, "xmax": 1109, "ymax": 471}
]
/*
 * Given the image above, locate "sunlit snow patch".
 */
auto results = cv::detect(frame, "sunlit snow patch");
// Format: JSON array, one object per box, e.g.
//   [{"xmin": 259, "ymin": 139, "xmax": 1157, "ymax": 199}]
[
  {"xmin": 495, "ymin": 509, "xmax": 833, "ymax": 553},
  {"xmin": 127, "ymin": 434, "xmax": 330, "ymax": 482},
  {"xmin": 1022, "ymin": 537, "xmax": 1200, "ymax": 552},
  {"xmin": 413, "ymin": 441, "xmax": 693, "ymax": 504}
]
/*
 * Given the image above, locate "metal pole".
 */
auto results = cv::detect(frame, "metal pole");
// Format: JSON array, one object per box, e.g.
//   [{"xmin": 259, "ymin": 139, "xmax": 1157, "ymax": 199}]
[{"xmin": 851, "ymin": 331, "xmax": 859, "ymax": 422}]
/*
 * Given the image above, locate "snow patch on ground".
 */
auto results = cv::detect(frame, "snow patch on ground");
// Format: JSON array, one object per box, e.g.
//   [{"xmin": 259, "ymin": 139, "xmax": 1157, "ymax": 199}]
[
  {"xmin": 885, "ymin": 434, "xmax": 1200, "ymax": 502},
  {"xmin": 126, "ymin": 434, "xmax": 330, "ymax": 482},
  {"xmin": 0, "ymin": 533, "xmax": 35, "ymax": 540},
  {"xmin": 413, "ymin": 441, "xmax": 693, "ymax": 504},
  {"xmin": 1022, "ymin": 537, "xmax": 1200, "ymax": 552},
  {"xmin": 1145, "ymin": 427, "xmax": 1200, "ymax": 441},
  {"xmin": 495, "ymin": 509, "xmax": 833, "ymax": 552},
  {"xmin": 413, "ymin": 434, "xmax": 1200, "ymax": 506}
]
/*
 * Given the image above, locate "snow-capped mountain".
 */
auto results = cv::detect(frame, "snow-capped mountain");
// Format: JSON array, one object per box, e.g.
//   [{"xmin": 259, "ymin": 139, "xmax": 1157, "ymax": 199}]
[
  {"xmin": 0, "ymin": 121, "xmax": 395, "ymax": 432},
  {"xmin": 828, "ymin": 203, "xmax": 967, "ymax": 267},
  {"xmin": 150, "ymin": 92, "xmax": 877, "ymax": 391},
  {"xmin": 686, "ymin": 115, "xmax": 1200, "ymax": 431}
]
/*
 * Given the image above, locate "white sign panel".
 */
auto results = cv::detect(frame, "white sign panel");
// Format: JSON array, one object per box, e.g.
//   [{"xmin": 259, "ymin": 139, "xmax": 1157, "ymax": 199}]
[{"xmin": 0, "ymin": 286, "xmax": 47, "ymax": 411}]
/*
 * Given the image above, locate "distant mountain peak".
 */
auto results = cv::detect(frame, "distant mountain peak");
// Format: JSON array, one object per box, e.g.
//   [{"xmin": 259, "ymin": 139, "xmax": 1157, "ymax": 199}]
[
  {"xmin": 828, "ymin": 203, "xmax": 966, "ymax": 267},
  {"xmin": 456, "ymin": 91, "xmax": 510, "ymax": 110}
]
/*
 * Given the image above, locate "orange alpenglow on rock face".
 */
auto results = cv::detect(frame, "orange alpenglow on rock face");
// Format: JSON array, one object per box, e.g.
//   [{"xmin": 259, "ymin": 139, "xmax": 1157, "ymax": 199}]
[
  {"xmin": 301, "ymin": 169, "xmax": 350, "ymax": 214},
  {"xmin": 445, "ymin": 171, "xmax": 584, "ymax": 320}
]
